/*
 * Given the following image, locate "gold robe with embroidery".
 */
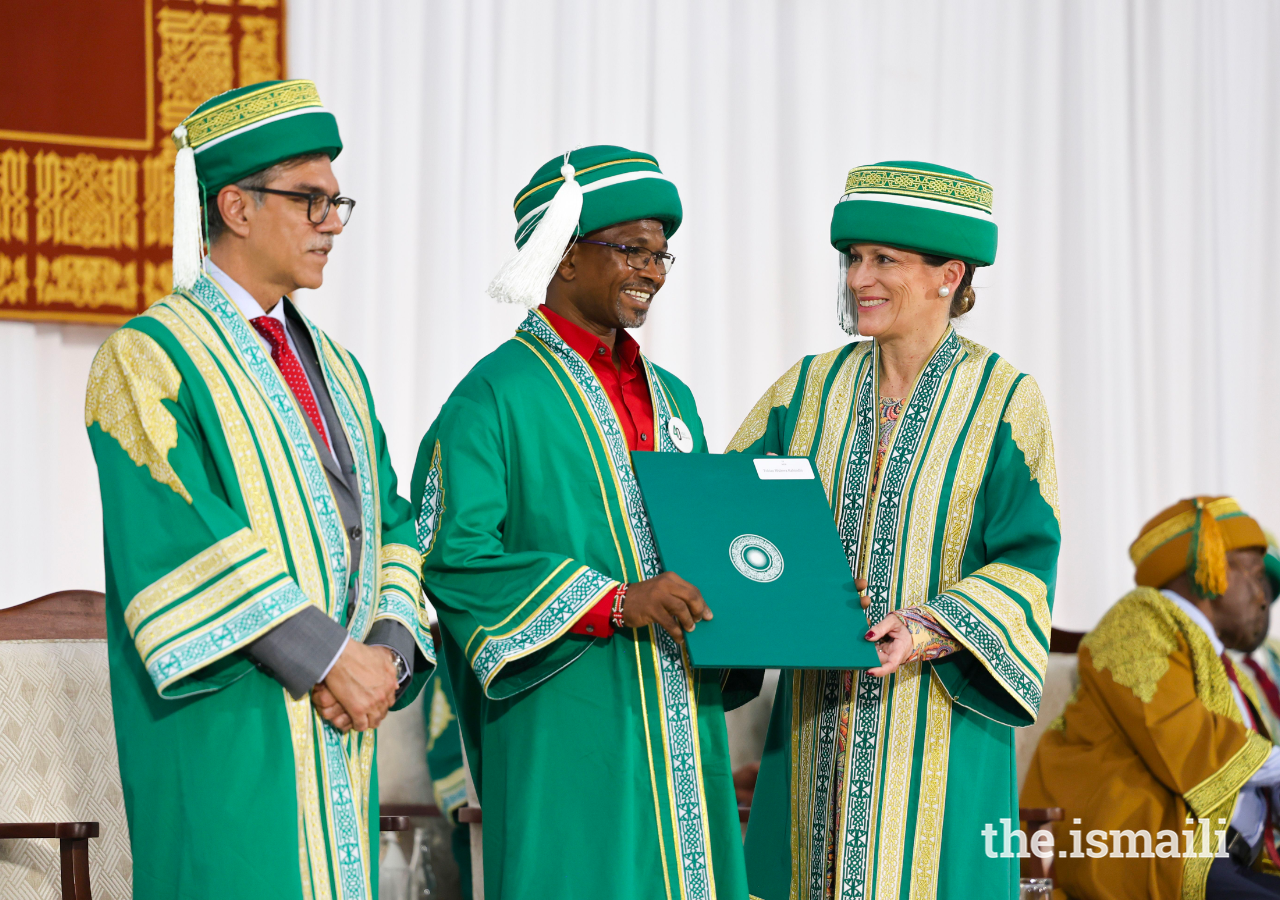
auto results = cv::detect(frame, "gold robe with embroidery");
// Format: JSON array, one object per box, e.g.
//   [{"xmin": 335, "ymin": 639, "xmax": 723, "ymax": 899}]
[{"xmin": 1022, "ymin": 587, "xmax": 1273, "ymax": 899}]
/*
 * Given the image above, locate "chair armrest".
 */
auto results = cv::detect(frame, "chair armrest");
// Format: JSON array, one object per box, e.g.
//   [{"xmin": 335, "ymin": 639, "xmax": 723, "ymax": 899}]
[
  {"xmin": 0, "ymin": 822, "xmax": 99, "ymax": 840},
  {"xmin": 379, "ymin": 803, "xmax": 442, "ymax": 818},
  {"xmin": 457, "ymin": 806, "xmax": 482, "ymax": 824},
  {"xmin": 1019, "ymin": 807, "xmax": 1064, "ymax": 824},
  {"xmin": 1019, "ymin": 807, "xmax": 1063, "ymax": 881}
]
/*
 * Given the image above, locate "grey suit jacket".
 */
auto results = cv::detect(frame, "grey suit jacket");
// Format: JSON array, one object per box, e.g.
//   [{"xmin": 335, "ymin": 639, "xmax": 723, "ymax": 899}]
[{"xmin": 241, "ymin": 305, "xmax": 416, "ymax": 699}]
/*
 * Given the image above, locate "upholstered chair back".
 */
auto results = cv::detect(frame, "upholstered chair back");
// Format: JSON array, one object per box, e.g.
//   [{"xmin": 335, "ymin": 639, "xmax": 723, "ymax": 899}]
[{"xmin": 0, "ymin": 592, "xmax": 132, "ymax": 899}]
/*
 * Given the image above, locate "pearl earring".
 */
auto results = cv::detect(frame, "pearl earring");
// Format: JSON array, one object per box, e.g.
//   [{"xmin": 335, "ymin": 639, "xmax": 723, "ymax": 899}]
[{"xmin": 938, "ymin": 286, "xmax": 950, "ymax": 297}]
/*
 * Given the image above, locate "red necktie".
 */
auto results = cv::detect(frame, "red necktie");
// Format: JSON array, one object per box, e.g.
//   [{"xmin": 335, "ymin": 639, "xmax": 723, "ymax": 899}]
[
  {"xmin": 250, "ymin": 316, "xmax": 331, "ymax": 451},
  {"xmin": 1223, "ymin": 653, "xmax": 1280, "ymax": 869},
  {"xmin": 1243, "ymin": 657, "xmax": 1280, "ymax": 721}
]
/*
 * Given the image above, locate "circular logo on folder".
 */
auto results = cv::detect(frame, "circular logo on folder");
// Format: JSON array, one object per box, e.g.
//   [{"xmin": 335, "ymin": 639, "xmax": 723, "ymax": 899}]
[{"xmin": 729, "ymin": 534, "xmax": 784, "ymax": 583}]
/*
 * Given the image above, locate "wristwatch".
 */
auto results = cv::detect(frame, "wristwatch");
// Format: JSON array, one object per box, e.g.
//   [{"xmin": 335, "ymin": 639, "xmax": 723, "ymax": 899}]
[{"xmin": 390, "ymin": 650, "xmax": 410, "ymax": 685}]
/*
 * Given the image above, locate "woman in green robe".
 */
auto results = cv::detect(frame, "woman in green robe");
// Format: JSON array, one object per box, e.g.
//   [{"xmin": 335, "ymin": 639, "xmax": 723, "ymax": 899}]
[{"xmin": 730, "ymin": 162, "xmax": 1061, "ymax": 900}]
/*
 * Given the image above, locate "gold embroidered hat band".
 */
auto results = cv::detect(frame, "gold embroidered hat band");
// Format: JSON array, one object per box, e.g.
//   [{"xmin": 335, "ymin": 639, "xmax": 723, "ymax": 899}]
[
  {"xmin": 168, "ymin": 79, "xmax": 344, "ymax": 293},
  {"xmin": 1130, "ymin": 496, "xmax": 1267, "ymax": 598},
  {"xmin": 830, "ymin": 161, "xmax": 997, "ymax": 266}
]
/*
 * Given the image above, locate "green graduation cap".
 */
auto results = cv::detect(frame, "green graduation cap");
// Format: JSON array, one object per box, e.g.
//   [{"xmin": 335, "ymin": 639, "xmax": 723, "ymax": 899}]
[
  {"xmin": 829, "ymin": 160, "xmax": 998, "ymax": 333},
  {"xmin": 487, "ymin": 144, "xmax": 682, "ymax": 307},
  {"xmin": 168, "ymin": 79, "xmax": 343, "ymax": 292}
]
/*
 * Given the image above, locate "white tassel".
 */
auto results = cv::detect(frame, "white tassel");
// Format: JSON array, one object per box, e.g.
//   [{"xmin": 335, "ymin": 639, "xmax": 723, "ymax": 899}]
[
  {"xmin": 486, "ymin": 160, "xmax": 583, "ymax": 307},
  {"xmin": 836, "ymin": 250, "xmax": 859, "ymax": 334},
  {"xmin": 171, "ymin": 125, "xmax": 203, "ymax": 292}
]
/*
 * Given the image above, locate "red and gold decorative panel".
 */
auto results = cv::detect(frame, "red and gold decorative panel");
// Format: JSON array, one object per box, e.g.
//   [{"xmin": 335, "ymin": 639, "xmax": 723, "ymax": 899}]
[{"xmin": 0, "ymin": 0, "xmax": 286, "ymax": 324}]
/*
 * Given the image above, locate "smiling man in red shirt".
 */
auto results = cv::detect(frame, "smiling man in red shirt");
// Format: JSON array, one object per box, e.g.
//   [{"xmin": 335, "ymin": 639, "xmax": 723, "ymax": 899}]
[
  {"xmin": 411, "ymin": 145, "xmax": 754, "ymax": 900},
  {"xmin": 539, "ymin": 218, "xmax": 681, "ymax": 637}
]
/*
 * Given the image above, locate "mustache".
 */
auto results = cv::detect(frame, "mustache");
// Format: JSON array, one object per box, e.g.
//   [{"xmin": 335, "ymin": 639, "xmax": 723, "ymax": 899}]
[{"xmin": 308, "ymin": 237, "xmax": 334, "ymax": 252}]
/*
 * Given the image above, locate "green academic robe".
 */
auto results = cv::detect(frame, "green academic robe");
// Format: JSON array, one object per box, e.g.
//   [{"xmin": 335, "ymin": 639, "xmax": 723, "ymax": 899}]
[
  {"xmin": 411, "ymin": 308, "xmax": 750, "ymax": 900},
  {"xmin": 729, "ymin": 330, "xmax": 1059, "ymax": 900},
  {"xmin": 424, "ymin": 663, "xmax": 472, "ymax": 897},
  {"xmin": 84, "ymin": 272, "xmax": 434, "ymax": 900}
]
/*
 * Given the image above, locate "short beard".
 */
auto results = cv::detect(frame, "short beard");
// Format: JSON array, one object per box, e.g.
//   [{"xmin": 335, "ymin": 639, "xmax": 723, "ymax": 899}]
[{"xmin": 614, "ymin": 297, "xmax": 648, "ymax": 329}]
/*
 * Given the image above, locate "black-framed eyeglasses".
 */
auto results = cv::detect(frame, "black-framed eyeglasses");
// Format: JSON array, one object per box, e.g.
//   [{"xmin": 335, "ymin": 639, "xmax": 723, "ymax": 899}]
[
  {"xmin": 248, "ymin": 187, "xmax": 357, "ymax": 225},
  {"xmin": 575, "ymin": 240, "xmax": 676, "ymax": 275}
]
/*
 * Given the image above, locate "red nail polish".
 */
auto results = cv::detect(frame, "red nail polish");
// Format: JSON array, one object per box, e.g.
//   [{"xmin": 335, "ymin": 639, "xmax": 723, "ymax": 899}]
[{"xmin": 865, "ymin": 630, "xmax": 875, "ymax": 639}]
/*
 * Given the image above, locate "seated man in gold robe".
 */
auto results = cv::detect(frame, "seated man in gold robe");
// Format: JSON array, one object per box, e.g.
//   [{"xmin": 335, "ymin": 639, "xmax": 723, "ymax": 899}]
[{"xmin": 1023, "ymin": 496, "xmax": 1280, "ymax": 899}]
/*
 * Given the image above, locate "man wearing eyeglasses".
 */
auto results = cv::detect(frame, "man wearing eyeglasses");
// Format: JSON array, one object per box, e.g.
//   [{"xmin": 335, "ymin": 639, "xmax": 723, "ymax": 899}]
[
  {"xmin": 84, "ymin": 80, "xmax": 432, "ymax": 900},
  {"xmin": 410, "ymin": 145, "xmax": 755, "ymax": 900}
]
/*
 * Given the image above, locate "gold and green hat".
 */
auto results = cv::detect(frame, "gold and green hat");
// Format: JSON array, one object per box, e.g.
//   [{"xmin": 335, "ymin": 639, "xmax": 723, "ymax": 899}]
[
  {"xmin": 830, "ymin": 160, "xmax": 997, "ymax": 266},
  {"xmin": 169, "ymin": 79, "xmax": 342, "ymax": 292},
  {"xmin": 511, "ymin": 146, "xmax": 681, "ymax": 247},
  {"xmin": 488, "ymin": 145, "xmax": 681, "ymax": 307},
  {"xmin": 181, "ymin": 79, "xmax": 342, "ymax": 195},
  {"xmin": 1130, "ymin": 496, "xmax": 1268, "ymax": 599}
]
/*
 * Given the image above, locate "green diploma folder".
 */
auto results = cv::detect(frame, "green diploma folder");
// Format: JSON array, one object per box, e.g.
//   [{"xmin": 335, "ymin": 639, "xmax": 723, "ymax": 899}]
[{"xmin": 631, "ymin": 453, "xmax": 880, "ymax": 670}]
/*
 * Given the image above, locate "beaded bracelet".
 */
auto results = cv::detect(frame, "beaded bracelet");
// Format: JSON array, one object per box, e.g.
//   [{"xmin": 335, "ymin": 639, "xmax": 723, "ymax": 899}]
[{"xmin": 610, "ymin": 583, "xmax": 628, "ymax": 629}]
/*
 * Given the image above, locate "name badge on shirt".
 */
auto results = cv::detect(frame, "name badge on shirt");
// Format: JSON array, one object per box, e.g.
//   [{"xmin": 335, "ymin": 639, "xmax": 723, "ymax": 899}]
[{"xmin": 667, "ymin": 417, "xmax": 694, "ymax": 453}]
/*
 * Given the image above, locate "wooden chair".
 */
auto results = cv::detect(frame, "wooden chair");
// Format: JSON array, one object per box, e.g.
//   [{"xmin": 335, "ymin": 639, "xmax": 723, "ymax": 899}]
[
  {"xmin": 1049, "ymin": 627, "xmax": 1085, "ymax": 655},
  {"xmin": 0, "ymin": 591, "xmax": 114, "ymax": 900},
  {"xmin": 1012, "ymin": 627, "xmax": 1083, "ymax": 885},
  {"xmin": 1019, "ymin": 807, "xmax": 1065, "ymax": 881},
  {"xmin": 0, "ymin": 590, "xmax": 416, "ymax": 898}
]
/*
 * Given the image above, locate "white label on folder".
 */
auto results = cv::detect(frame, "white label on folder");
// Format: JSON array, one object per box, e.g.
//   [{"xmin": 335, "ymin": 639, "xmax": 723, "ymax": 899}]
[{"xmin": 754, "ymin": 458, "xmax": 815, "ymax": 480}]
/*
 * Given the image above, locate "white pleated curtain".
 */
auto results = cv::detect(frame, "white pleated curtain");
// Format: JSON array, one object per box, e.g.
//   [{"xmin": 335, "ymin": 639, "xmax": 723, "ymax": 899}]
[{"xmin": 3, "ymin": 0, "xmax": 1279, "ymax": 632}]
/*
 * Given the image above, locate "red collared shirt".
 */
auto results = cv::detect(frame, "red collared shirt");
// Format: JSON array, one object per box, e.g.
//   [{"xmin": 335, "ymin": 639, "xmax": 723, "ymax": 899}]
[
  {"xmin": 539, "ymin": 305, "xmax": 655, "ymax": 451},
  {"xmin": 540, "ymin": 304, "xmax": 655, "ymax": 638}
]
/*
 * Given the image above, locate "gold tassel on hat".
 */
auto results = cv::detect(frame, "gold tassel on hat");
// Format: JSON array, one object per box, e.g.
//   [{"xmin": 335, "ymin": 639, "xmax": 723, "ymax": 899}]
[{"xmin": 1188, "ymin": 497, "xmax": 1229, "ymax": 598}]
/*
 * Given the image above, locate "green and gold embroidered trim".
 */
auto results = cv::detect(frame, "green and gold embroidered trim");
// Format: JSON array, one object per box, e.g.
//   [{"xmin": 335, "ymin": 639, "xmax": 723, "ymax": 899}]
[
  {"xmin": 185, "ymin": 80, "xmax": 323, "ymax": 148},
  {"xmin": 431, "ymin": 767, "xmax": 468, "ymax": 818},
  {"xmin": 1003, "ymin": 376, "xmax": 1061, "ymax": 524},
  {"xmin": 416, "ymin": 442, "xmax": 445, "ymax": 559},
  {"xmin": 514, "ymin": 157, "xmax": 660, "ymax": 210},
  {"xmin": 426, "ymin": 678, "xmax": 456, "ymax": 752},
  {"xmin": 842, "ymin": 165, "xmax": 994, "ymax": 213},
  {"xmin": 125, "ymin": 528, "xmax": 263, "ymax": 634},
  {"xmin": 724, "ymin": 355, "xmax": 804, "ymax": 453},
  {"xmin": 1184, "ymin": 733, "xmax": 1272, "ymax": 818},
  {"xmin": 379, "ymin": 543, "xmax": 422, "ymax": 601}
]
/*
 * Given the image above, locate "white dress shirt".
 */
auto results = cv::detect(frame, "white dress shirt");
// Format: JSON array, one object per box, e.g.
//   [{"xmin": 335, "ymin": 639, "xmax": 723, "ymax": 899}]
[
  {"xmin": 205, "ymin": 258, "xmax": 348, "ymax": 678},
  {"xmin": 1162, "ymin": 589, "xmax": 1280, "ymax": 844},
  {"xmin": 203, "ymin": 258, "xmax": 335, "ymax": 446}
]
